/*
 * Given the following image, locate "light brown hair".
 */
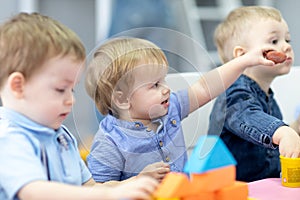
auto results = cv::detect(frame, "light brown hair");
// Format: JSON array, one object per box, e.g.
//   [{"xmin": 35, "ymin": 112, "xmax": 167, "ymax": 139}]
[
  {"xmin": 214, "ymin": 6, "xmax": 283, "ymax": 63},
  {"xmin": 0, "ymin": 12, "xmax": 85, "ymax": 90},
  {"xmin": 85, "ymin": 37, "xmax": 168, "ymax": 116}
]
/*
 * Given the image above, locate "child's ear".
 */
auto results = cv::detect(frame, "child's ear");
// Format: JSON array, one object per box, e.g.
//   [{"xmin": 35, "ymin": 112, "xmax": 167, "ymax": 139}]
[
  {"xmin": 8, "ymin": 72, "xmax": 25, "ymax": 98},
  {"xmin": 112, "ymin": 90, "xmax": 130, "ymax": 110},
  {"xmin": 233, "ymin": 46, "xmax": 246, "ymax": 58}
]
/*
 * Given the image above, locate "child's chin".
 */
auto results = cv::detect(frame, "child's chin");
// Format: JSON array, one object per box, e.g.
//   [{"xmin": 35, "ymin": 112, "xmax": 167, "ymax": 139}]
[
  {"xmin": 149, "ymin": 111, "xmax": 167, "ymax": 119},
  {"xmin": 49, "ymin": 123, "xmax": 62, "ymax": 130}
]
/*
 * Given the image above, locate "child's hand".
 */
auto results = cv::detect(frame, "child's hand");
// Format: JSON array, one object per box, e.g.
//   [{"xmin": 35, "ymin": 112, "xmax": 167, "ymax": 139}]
[
  {"xmin": 138, "ymin": 161, "xmax": 170, "ymax": 182},
  {"xmin": 112, "ymin": 176, "xmax": 158, "ymax": 200},
  {"xmin": 289, "ymin": 113, "xmax": 300, "ymax": 134},
  {"xmin": 273, "ymin": 126, "xmax": 300, "ymax": 158},
  {"xmin": 240, "ymin": 47, "xmax": 275, "ymax": 67}
]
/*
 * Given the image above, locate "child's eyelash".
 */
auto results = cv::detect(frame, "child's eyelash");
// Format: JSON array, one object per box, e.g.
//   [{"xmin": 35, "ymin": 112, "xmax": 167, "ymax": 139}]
[{"xmin": 56, "ymin": 88, "xmax": 65, "ymax": 93}]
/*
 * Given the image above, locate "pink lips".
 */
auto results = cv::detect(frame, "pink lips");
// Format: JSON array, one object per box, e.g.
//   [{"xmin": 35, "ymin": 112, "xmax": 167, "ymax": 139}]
[
  {"xmin": 161, "ymin": 99, "xmax": 169, "ymax": 108},
  {"xmin": 59, "ymin": 113, "xmax": 69, "ymax": 119}
]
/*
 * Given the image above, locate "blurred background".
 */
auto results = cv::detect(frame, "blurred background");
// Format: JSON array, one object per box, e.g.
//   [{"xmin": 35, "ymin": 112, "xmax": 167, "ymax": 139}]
[{"xmin": 0, "ymin": 0, "xmax": 299, "ymax": 153}]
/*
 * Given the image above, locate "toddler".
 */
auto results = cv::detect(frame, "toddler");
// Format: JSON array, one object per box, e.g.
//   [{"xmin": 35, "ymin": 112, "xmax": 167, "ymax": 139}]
[
  {"xmin": 208, "ymin": 6, "xmax": 300, "ymax": 182},
  {"xmin": 85, "ymin": 37, "xmax": 275, "ymax": 184}
]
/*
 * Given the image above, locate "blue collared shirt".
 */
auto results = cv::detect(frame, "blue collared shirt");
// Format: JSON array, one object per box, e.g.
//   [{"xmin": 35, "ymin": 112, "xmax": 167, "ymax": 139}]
[
  {"xmin": 0, "ymin": 107, "xmax": 91, "ymax": 200},
  {"xmin": 208, "ymin": 75, "xmax": 285, "ymax": 182},
  {"xmin": 87, "ymin": 90, "xmax": 190, "ymax": 182}
]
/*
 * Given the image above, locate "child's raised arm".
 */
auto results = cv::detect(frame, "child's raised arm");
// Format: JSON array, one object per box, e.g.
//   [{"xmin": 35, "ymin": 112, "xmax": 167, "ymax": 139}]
[{"xmin": 188, "ymin": 47, "xmax": 275, "ymax": 113}]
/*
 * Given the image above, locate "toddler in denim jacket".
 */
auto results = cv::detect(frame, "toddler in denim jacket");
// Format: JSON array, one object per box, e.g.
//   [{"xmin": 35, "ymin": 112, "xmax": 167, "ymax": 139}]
[{"xmin": 208, "ymin": 6, "xmax": 300, "ymax": 182}]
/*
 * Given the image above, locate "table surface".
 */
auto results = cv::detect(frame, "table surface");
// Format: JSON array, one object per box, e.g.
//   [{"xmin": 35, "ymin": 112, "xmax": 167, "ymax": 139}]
[{"xmin": 248, "ymin": 178, "xmax": 300, "ymax": 200}]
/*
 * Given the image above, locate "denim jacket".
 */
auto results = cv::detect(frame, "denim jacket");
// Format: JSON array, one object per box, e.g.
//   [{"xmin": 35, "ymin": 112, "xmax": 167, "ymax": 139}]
[{"xmin": 208, "ymin": 75, "xmax": 286, "ymax": 182}]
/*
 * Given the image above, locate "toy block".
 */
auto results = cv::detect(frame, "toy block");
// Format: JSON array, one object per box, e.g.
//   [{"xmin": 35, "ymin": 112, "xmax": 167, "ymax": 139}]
[
  {"xmin": 190, "ymin": 165, "xmax": 236, "ymax": 192},
  {"xmin": 153, "ymin": 172, "xmax": 190, "ymax": 198},
  {"xmin": 184, "ymin": 136, "xmax": 236, "ymax": 174},
  {"xmin": 182, "ymin": 191, "xmax": 215, "ymax": 200},
  {"xmin": 215, "ymin": 181, "xmax": 248, "ymax": 200},
  {"xmin": 154, "ymin": 198, "xmax": 180, "ymax": 200}
]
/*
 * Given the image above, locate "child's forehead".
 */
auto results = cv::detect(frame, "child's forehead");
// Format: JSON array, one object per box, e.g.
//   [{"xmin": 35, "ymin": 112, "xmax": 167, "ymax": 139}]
[
  {"xmin": 37, "ymin": 55, "xmax": 84, "ymax": 80},
  {"xmin": 238, "ymin": 18, "xmax": 287, "ymax": 36},
  {"xmin": 252, "ymin": 18, "xmax": 288, "ymax": 32}
]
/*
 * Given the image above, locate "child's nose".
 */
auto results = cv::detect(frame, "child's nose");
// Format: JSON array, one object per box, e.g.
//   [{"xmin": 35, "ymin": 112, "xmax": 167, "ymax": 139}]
[
  {"xmin": 282, "ymin": 42, "xmax": 292, "ymax": 53},
  {"xmin": 162, "ymin": 85, "xmax": 170, "ymax": 95},
  {"xmin": 65, "ymin": 93, "xmax": 75, "ymax": 105}
]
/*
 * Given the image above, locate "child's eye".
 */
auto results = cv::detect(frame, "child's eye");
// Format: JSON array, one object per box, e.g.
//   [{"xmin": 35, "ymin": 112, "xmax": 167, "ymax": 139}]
[
  {"xmin": 153, "ymin": 82, "xmax": 159, "ymax": 88},
  {"xmin": 56, "ymin": 88, "xmax": 65, "ymax": 93},
  {"xmin": 271, "ymin": 39, "xmax": 278, "ymax": 45},
  {"xmin": 286, "ymin": 39, "xmax": 291, "ymax": 43}
]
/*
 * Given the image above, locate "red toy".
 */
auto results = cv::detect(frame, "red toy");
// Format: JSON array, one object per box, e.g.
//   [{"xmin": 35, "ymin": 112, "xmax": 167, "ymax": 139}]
[{"xmin": 265, "ymin": 51, "xmax": 287, "ymax": 64}]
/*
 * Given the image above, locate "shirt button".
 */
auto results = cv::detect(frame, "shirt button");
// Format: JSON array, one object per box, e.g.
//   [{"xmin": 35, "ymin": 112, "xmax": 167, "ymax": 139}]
[
  {"xmin": 165, "ymin": 156, "xmax": 170, "ymax": 162},
  {"xmin": 262, "ymin": 135, "xmax": 271, "ymax": 144},
  {"xmin": 171, "ymin": 119, "xmax": 177, "ymax": 125},
  {"xmin": 135, "ymin": 123, "xmax": 140, "ymax": 128},
  {"xmin": 146, "ymin": 128, "xmax": 151, "ymax": 132},
  {"xmin": 159, "ymin": 141, "xmax": 163, "ymax": 147}
]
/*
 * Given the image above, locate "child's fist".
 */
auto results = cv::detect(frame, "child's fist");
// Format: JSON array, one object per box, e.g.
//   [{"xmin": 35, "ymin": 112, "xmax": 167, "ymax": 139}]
[{"xmin": 265, "ymin": 51, "xmax": 287, "ymax": 64}]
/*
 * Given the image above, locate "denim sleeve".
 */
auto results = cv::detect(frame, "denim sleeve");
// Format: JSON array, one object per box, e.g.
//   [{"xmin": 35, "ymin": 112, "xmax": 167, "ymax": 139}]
[{"xmin": 224, "ymin": 89, "xmax": 285, "ymax": 148}]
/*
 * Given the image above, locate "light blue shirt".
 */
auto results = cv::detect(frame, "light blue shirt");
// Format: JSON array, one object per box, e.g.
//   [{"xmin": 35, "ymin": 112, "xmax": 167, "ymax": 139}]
[
  {"xmin": 0, "ymin": 107, "xmax": 91, "ymax": 200},
  {"xmin": 87, "ymin": 90, "xmax": 190, "ymax": 182}
]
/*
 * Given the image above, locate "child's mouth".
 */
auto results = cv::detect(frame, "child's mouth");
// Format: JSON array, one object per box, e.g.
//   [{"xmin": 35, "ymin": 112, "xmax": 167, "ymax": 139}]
[
  {"xmin": 161, "ymin": 99, "xmax": 169, "ymax": 108},
  {"xmin": 161, "ymin": 99, "xmax": 168, "ymax": 105}
]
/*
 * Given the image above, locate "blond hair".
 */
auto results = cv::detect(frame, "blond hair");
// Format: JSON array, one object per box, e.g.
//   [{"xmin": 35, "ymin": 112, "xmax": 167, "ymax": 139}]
[
  {"xmin": 0, "ymin": 12, "xmax": 85, "ymax": 89},
  {"xmin": 214, "ymin": 6, "xmax": 283, "ymax": 63},
  {"xmin": 85, "ymin": 38, "xmax": 168, "ymax": 116}
]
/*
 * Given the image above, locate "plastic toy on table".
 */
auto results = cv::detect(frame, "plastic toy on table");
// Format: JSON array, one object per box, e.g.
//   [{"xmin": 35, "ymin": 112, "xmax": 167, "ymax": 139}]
[{"xmin": 152, "ymin": 135, "xmax": 249, "ymax": 200}]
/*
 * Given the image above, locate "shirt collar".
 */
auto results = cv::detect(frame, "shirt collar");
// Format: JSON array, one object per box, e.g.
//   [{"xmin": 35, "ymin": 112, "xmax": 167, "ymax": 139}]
[
  {"xmin": 0, "ymin": 107, "xmax": 57, "ymax": 135},
  {"xmin": 240, "ymin": 74, "xmax": 274, "ymax": 98},
  {"xmin": 104, "ymin": 114, "xmax": 165, "ymax": 131}
]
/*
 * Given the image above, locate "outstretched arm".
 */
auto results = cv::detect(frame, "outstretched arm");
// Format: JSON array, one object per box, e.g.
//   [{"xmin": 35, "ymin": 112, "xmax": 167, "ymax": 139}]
[
  {"xmin": 188, "ymin": 47, "xmax": 274, "ymax": 113},
  {"xmin": 18, "ymin": 176, "xmax": 158, "ymax": 200}
]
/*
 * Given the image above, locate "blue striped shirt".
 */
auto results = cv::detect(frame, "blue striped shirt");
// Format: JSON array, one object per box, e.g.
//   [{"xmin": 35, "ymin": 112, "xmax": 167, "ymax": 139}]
[{"xmin": 87, "ymin": 90, "xmax": 190, "ymax": 182}]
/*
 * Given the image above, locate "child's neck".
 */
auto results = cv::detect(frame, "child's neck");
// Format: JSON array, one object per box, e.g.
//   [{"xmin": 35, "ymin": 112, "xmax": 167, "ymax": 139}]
[
  {"xmin": 119, "ymin": 114, "xmax": 159, "ymax": 132},
  {"xmin": 243, "ymin": 71, "xmax": 274, "ymax": 95}
]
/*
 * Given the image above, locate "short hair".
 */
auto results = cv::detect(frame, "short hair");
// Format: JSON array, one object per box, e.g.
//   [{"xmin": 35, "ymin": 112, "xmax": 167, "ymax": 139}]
[
  {"xmin": 214, "ymin": 6, "xmax": 283, "ymax": 63},
  {"xmin": 0, "ymin": 12, "xmax": 85, "ymax": 89},
  {"xmin": 85, "ymin": 37, "xmax": 168, "ymax": 116}
]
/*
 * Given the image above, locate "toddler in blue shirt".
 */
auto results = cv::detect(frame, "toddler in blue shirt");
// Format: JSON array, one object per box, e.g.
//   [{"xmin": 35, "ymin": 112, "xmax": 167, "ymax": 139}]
[
  {"xmin": 0, "ymin": 12, "xmax": 157, "ymax": 200},
  {"xmin": 85, "ymin": 37, "xmax": 275, "ymax": 185}
]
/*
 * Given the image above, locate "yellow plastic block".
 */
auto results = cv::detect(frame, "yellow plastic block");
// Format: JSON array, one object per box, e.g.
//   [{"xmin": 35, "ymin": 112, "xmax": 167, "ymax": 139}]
[
  {"xmin": 190, "ymin": 165, "xmax": 236, "ymax": 192},
  {"xmin": 153, "ymin": 172, "xmax": 190, "ymax": 198},
  {"xmin": 215, "ymin": 181, "xmax": 248, "ymax": 200},
  {"xmin": 79, "ymin": 148, "xmax": 89, "ymax": 162},
  {"xmin": 182, "ymin": 191, "xmax": 215, "ymax": 200}
]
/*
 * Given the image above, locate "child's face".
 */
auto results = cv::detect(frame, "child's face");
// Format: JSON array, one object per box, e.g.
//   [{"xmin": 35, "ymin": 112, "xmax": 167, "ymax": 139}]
[
  {"xmin": 243, "ymin": 18, "xmax": 293, "ymax": 76},
  {"xmin": 127, "ymin": 63, "xmax": 170, "ymax": 122},
  {"xmin": 21, "ymin": 55, "xmax": 84, "ymax": 129}
]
